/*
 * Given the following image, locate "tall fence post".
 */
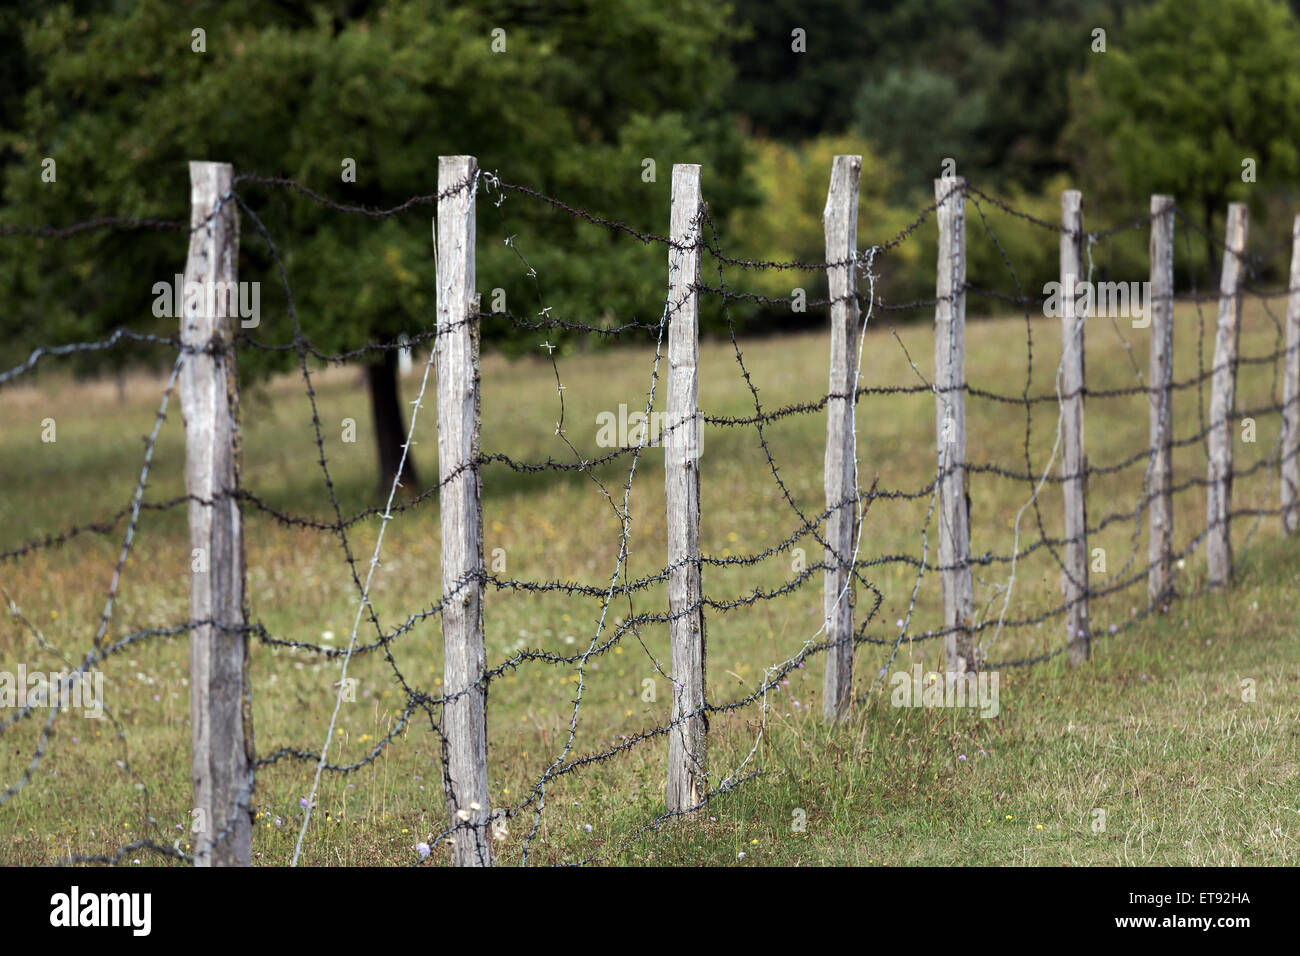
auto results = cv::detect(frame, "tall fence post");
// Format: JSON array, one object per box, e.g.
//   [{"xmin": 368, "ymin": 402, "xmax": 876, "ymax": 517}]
[
  {"xmin": 822, "ymin": 155, "xmax": 861, "ymax": 721},
  {"xmin": 1282, "ymin": 214, "xmax": 1300, "ymax": 535},
  {"xmin": 181, "ymin": 161, "xmax": 251, "ymax": 867},
  {"xmin": 665, "ymin": 163, "xmax": 707, "ymax": 813},
  {"xmin": 1206, "ymin": 203, "xmax": 1249, "ymax": 588},
  {"xmin": 435, "ymin": 155, "xmax": 493, "ymax": 866},
  {"xmin": 934, "ymin": 176, "xmax": 975, "ymax": 673},
  {"xmin": 1060, "ymin": 191, "xmax": 1090, "ymax": 665},
  {"xmin": 1148, "ymin": 195, "xmax": 1176, "ymax": 603}
]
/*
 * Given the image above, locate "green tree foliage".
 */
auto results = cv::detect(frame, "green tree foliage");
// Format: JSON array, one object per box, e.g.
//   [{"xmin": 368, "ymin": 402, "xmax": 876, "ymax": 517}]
[
  {"xmin": 10, "ymin": 0, "xmax": 1300, "ymax": 494},
  {"xmin": 723, "ymin": 134, "xmax": 915, "ymax": 323},
  {"xmin": 852, "ymin": 67, "xmax": 988, "ymax": 200},
  {"xmin": 731, "ymin": 0, "xmax": 1130, "ymax": 191},
  {"xmin": 1071, "ymin": 0, "xmax": 1300, "ymax": 260},
  {"xmin": 0, "ymin": 0, "xmax": 753, "ymax": 489}
]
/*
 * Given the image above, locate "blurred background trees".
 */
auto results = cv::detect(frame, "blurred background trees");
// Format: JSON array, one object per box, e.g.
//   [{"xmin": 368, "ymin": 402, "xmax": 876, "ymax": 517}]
[{"xmin": 4, "ymin": 0, "xmax": 1300, "ymax": 488}]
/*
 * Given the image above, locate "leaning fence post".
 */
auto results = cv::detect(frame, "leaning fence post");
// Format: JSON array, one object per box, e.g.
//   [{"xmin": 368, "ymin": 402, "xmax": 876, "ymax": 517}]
[
  {"xmin": 1281, "ymin": 214, "xmax": 1300, "ymax": 535},
  {"xmin": 181, "ymin": 161, "xmax": 251, "ymax": 867},
  {"xmin": 934, "ymin": 176, "xmax": 975, "ymax": 673},
  {"xmin": 1148, "ymin": 195, "xmax": 1176, "ymax": 603},
  {"xmin": 822, "ymin": 155, "xmax": 861, "ymax": 721},
  {"xmin": 435, "ymin": 155, "xmax": 493, "ymax": 866},
  {"xmin": 665, "ymin": 163, "xmax": 707, "ymax": 813},
  {"xmin": 1206, "ymin": 203, "xmax": 1249, "ymax": 588},
  {"xmin": 1059, "ymin": 191, "xmax": 1090, "ymax": 665}
]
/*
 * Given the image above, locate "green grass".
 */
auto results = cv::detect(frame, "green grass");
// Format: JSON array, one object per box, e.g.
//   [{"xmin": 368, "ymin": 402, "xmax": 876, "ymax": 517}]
[{"xmin": 1, "ymin": 298, "xmax": 1297, "ymax": 865}]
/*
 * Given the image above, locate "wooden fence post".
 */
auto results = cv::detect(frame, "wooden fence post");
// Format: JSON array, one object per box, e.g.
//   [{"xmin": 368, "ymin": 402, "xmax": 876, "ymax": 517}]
[
  {"xmin": 1059, "ymin": 190, "xmax": 1090, "ymax": 665},
  {"xmin": 1148, "ymin": 195, "xmax": 1176, "ymax": 603},
  {"xmin": 1206, "ymin": 203, "xmax": 1249, "ymax": 588},
  {"xmin": 934, "ymin": 176, "xmax": 975, "ymax": 673},
  {"xmin": 822, "ymin": 155, "xmax": 861, "ymax": 721},
  {"xmin": 181, "ymin": 161, "xmax": 250, "ymax": 867},
  {"xmin": 665, "ymin": 163, "xmax": 707, "ymax": 813},
  {"xmin": 1282, "ymin": 214, "xmax": 1300, "ymax": 535},
  {"xmin": 435, "ymin": 155, "xmax": 493, "ymax": 866}
]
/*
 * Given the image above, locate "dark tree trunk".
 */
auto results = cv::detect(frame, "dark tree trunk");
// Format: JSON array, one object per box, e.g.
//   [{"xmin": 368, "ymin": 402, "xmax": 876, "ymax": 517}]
[
  {"xmin": 1203, "ymin": 195, "xmax": 1220, "ymax": 281},
  {"xmin": 366, "ymin": 348, "xmax": 418, "ymax": 493}
]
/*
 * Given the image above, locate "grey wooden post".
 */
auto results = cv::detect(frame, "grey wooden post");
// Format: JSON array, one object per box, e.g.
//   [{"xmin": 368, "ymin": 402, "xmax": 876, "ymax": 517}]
[
  {"xmin": 822, "ymin": 155, "xmax": 861, "ymax": 720},
  {"xmin": 934, "ymin": 176, "xmax": 975, "ymax": 673},
  {"xmin": 665, "ymin": 163, "xmax": 707, "ymax": 814},
  {"xmin": 1206, "ymin": 203, "xmax": 1249, "ymax": 587},
  {"xmin": 1060, "ymin": 190, "xmax": 1090, "ymax": 665},
  {"xmin": 1281, "ymin": 215, "xmax": 1300, "ymax": 535},
  {"xmin": 1148, "ymin": 195, "xmax": 1176, "ymax": 603},
  {"xmin": 435, "ymin": 155, "xmax": 493, "ymax": 866},
  {"xmin": 181, "ymin": 161, "xmax": 251, "ymax": 867}
]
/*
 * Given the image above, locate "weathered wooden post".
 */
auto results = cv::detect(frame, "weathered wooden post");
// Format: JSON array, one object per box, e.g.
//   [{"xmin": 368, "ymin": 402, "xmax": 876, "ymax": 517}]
[
  {"xmin": 1282, "ymin": 215, "xmax": 1300, "ymax": 535},
  {"xmin": 934, "ymin": 176, "xmax": 975, "ymax": 673},
  {"xmin": 665, "ymin": 163, "xmax": 707, "ymax": 813},
  {"xmin": 181, "ymin": 161, "xmax": 251, "ymax": 867},
  {"xmin": 822, "ymin": 155, "xmax": 861, "ymax": 720},
  {"xmin": 1206, "ymin": 203, "xmax": 1249, "ymax": 587},
  {"xmin": 1147, "ymin": 195, "xmax": 1176, "ymax": 602},
  {"xmin": 1059, "ymin": 190, "xmax": 1090, "ymax": 664},
  {"xmin": 435, "ymin": 155, "xmax": 493, "ymax": 866}
]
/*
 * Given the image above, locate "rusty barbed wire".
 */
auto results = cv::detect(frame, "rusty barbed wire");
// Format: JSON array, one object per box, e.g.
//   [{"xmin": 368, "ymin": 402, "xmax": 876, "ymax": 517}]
[{"xmin": 1, "ymin": 172, "xmax": 1295, "ymax": 867}]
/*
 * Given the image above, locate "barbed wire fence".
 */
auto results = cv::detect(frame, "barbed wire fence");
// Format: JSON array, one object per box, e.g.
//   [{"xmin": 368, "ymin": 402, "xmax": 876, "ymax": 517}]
[{"xmin": 1, "ymin": 156, "xmax": 1298, "ymax": 866}]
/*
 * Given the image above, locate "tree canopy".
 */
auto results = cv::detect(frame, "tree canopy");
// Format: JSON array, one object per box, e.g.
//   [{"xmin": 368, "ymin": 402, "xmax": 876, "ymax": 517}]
[{"xmin": 6, "ymin": 0, "xmax": 1300, "ymax": 486}]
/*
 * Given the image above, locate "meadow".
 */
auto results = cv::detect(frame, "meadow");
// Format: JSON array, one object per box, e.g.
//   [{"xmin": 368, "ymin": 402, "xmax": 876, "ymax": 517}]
[{"xmin": 1, "ymin": 295, "xmax": 1297, "ymax": 866}]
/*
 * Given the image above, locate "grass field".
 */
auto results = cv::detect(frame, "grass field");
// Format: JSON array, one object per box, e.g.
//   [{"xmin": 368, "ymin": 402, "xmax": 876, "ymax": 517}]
[{"xmin": 1, "ymin": 296, "xmax": 1298, "ymax": 866}]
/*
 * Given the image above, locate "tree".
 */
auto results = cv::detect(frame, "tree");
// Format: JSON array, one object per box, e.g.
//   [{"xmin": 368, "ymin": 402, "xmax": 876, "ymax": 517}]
[
  {"xmin": 976, "ymin": 9, "xmax": 1125, "ymax": 190},
  {"xmin": 1070, "ymin": 0, "xmax": 1300, "ymax": 273},
  {"xmin": 852, "ymin": 67, "xmax": 988, "ymax": 199},
  {"xmin": 0, "ymin": 0, "xmax": 751, "ymax": 495},
  {"xmin": 724, "ymin": 133, "xmax": 912, "ymax": 318}
]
